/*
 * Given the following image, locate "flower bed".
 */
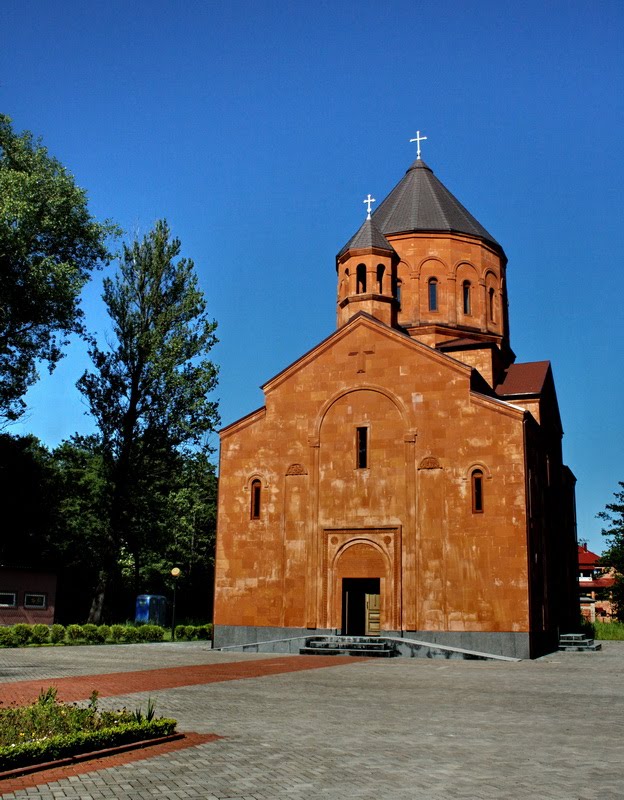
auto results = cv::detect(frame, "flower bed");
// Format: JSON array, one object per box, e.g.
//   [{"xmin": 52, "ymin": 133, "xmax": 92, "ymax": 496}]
[{"xmin": 0, "ymin": 688, "xmax": 176, "ymax": 771}]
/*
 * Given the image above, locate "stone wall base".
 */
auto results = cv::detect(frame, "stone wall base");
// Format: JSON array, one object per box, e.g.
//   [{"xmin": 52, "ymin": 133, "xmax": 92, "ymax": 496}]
[{"xmin": 213, "ymin": 625, "xmax": 556, "ymax": 660}]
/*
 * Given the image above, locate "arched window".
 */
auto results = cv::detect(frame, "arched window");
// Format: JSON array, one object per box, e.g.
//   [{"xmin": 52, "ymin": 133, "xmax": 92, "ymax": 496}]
[
  {"xmin": 471, "ymin": 469, "xmax": 484, "ymax": 513},
  {"xmin": 462, "ymin": 281, "xmax": 471, "ymax": 315},
  {"xmin": 376, "ymin": 264, "xmax": 385, "ymax": 294},
  {"xmin": 396, "ymin": 280, "xmax": 402, "ymax": 307},
  {"xmin": 488, "ymin": 287, "xmax": 495, "ymax": 322},
  {"xmin": 428, "ymin": 278, "xmax": 438, "ymax": 311},
  {"xmin": 356, "ymin": 264, "xmax": 366, "ymax": 294},
  {"xmin": 250, "ymin": 479, "xmax": 262, "ymax": 520}
]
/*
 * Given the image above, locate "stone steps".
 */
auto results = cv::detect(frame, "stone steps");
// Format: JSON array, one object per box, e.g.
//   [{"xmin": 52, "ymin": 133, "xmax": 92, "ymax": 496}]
[
  {"xmin": 300, "ymin": 636, "xmax": 400, "ymax": 658},
  {"xmin": 558, "ymin": 633, "xmax": 602, "ymax": 652}
]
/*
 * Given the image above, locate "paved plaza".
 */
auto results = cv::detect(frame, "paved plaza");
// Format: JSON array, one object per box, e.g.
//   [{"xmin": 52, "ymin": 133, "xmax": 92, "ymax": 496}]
[{"xmin": 0, "ymin": 641, "xmax": 623, "ymax": 799}]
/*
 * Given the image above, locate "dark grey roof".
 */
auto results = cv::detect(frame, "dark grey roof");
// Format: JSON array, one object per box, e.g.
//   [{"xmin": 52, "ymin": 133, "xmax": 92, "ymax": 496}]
[
  {"xmin": 338, "ymin": 216, "xmax": 396, "ymax": 258},
  {"xmin": 372, "ymin": 160, "xmax": 501, "ymax": 251}
]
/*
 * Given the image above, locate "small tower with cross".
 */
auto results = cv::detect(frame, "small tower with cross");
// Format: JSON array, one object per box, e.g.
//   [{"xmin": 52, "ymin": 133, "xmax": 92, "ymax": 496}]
[{"xmin": 335, "ymin": 196, "xmax": 399, "ymax": 328}]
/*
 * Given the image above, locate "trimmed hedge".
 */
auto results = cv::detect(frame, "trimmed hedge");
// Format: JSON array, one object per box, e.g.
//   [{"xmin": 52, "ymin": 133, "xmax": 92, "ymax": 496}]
[
  {"xmin": 174, "ymin": 624, "xmax": 213, "ymax": 641},
  {"xmin": 0, "ymin": 622, "xmax": 212, "ymax": 647},
  {"xmin": 0, "ymin": 624, "xmax": 169, "ymax": 647},
  {"xmin": 0, "ymin": 718, "xmax": 177, "ymax": 771}
]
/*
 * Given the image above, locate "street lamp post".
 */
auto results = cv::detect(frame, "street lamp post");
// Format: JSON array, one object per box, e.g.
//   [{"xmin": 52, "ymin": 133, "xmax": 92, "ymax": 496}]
[{"xmin": 170, "ymin": 567, "xmax": 181, "ymax": 640}]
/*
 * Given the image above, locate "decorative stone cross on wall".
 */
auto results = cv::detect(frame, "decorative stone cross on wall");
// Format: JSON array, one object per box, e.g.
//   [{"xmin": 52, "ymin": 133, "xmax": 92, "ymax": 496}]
[{"xmin": 348, "ymin": 344, "xmax": 376, "ymax": 373}]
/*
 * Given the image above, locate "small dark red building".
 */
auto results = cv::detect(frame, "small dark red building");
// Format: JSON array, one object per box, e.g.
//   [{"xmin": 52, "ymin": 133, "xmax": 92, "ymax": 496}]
[{"xmin": 0, "ymin": 567, "xmax": 57, "ymax": 625}]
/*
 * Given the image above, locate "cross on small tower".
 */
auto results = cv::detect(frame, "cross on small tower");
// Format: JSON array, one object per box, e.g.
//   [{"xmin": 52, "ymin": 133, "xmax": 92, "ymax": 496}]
[
  {"xmin": 363, "ymin": 193, "xmax": 376, "ymax": 219},
  {"xmin": 348, "ymin": 344, "xmax": 376, "ymax": 374},
  {"xmin": 409, "ymin": 130, "xmax": 427, "ymax": 160}
]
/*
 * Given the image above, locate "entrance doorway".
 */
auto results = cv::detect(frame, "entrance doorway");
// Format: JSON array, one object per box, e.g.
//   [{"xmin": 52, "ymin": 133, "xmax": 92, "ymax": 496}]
[{"xmin": 341, "ymin": 578, "xmax": 380, "ymax": 636}]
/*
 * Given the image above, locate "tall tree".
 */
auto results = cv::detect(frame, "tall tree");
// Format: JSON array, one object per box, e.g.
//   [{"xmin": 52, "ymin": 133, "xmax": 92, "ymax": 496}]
[
  {"xmin": 598, "ymin": 481, "xmax": 624, "ymax": 620},
  {"xmin": 0, "ymin": 114, "xmax": 115, "ymax": 421},
  {"xmin": 77, "ymin": 220, "xmax": 219, "ymax": 621}
]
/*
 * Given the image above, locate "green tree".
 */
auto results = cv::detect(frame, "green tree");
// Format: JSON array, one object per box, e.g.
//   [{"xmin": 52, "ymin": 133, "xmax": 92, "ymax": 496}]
[
  {"xmin": 598, "ymin": 481, "xmax": 624, "ymax": 620},
  {"xmin": 77, "ymin": 220, "xmax": 219, "ymax": 621},
  {"xmin": 0, "ymin": 114, "xmax": 115, "ymax": 422},
  {"xmin": 0, "ymin": 433, "xmax": 57, "ymax": 565}
]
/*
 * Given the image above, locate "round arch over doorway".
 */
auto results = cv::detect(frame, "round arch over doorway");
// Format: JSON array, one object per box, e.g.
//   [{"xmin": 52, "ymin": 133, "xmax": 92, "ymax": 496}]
[{"xmin": 322, "ymin": 529, "xmax": 402, "ymax": 633}]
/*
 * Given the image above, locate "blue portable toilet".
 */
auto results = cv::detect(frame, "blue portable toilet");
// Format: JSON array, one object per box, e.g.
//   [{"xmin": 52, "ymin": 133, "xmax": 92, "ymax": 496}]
[{"xmin": 135, "ymin": 594, "xmax": 167, "ymax": 626}]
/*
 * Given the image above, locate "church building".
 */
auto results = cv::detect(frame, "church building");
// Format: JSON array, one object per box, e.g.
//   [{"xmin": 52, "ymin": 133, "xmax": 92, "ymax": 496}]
[{"xmin": 214, "ymin": 141, "xmax": 579, "ymax": 659}]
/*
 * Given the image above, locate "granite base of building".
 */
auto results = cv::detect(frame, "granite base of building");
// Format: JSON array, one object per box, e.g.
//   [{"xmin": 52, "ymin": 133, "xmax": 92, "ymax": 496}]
[
  {"xmin": 213, "ymin": 625, "xmax": 552, "ymax": 660},
  {"xmin": 214, "ymin": 625, "xmax": 334, "ymax": 654}
]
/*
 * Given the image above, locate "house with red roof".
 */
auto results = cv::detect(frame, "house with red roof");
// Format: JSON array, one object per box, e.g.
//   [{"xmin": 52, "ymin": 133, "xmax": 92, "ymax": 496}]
[{"xmin": 578, "ymin": 543, "xmax": 615, "ymax": 622}]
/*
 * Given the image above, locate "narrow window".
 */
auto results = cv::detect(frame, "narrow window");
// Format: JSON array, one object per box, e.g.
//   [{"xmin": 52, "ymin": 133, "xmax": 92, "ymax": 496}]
[
  {"xmin": 472, "ymin": 469, "xmax": 484, "ymax": 513},
  {"xmin": 356, "ymin": 264, "xmax": 366, "ymax": 294},
  {"xmin": 396, "ymin": 280, "xmax": 402, "ymax": 307},
  {"xmin": 463, "ymin": 280, "xmax": 471, "ymax": 315},
  {"xmin": 428, "ymin": 278, "xmax": 438, "ymax": 311},
  {"xmin": 356, "ymin": 426, "xmax": 368, "ymax": 469},
  {"xmin": 488, "ymin": 287, "xmax": 495, "ymax": 322},
  {"xmin": 376, "ymin": 264, "xmax": 385, "ymax": 294},
  {"xmin": 250, "ymin": 479, "xmax": 261, "ymax": 519}
]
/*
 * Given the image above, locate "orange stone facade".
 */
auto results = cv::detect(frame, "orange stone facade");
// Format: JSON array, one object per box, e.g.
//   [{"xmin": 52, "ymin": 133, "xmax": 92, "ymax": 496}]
[{"xmin": 214, "ymin": 158, "xmax": 578, "ymax": 658}]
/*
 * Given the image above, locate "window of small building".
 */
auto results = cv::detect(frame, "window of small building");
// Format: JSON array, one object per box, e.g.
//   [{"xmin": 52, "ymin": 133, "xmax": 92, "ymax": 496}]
[
  {"xmin": 356, "ymin": 426, "xmax": 369, "ymax": 469},
  {"xmin": 24, "ymin": 593, "xmax": 47, "ymax": 609},
  {"xmin": 0, "ymin": 592, "xmax": 17, "ymax": 608},
  {"xmin": 428, "ymin": 278, "xmax": 438, "ymax": 311},
  {"xmin": 250, "ymin": 479, "xmax": 262, "ymax": 520},
  {"xmin": 356, "ymin": 264, "xmax": 366, "ymax": 294},
  {"xmin": 376, "ymin": 264, "xmax": 385, "ymax": 294},
  {"xmin": 396, "ymin": 280, "xmax": 402, "ymax": 307},
  {"xmin": 472, "ymin": 469, "xmax": 484, "ymax": 513},
  {"xmin": 463, "ymin": 281, "xmax": 471, "ymax": 315}
]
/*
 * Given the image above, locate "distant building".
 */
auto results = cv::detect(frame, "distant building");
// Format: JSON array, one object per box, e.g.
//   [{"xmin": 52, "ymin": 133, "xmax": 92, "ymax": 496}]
[
  {"xmin": 0, "ymin": 567, "xmax": 56, "ymax": 625},
  {"xmin": 578, "ymin": 544, "xmax": 615, "ymax": 623},
  {"xmin": 214, "ymin": 150, "xmax": 579, "ymax": 659}
]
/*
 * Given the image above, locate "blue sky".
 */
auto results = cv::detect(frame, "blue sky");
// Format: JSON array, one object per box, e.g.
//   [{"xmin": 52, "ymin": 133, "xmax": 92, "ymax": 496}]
[{"xmin": 2, "ymin": 0, "xmax": 623, "ymax": 554}]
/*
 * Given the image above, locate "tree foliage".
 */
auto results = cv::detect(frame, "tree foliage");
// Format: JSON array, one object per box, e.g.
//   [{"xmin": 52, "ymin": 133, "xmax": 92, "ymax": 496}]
[
  {"xmin": 77, "ymin": 220, "xmax": 219, "ymax": 621},
  {"xmin": 598, "ymin": 481, "xmax": 624, "ymax": 620},
  {"xmin": 0, "ymin": 434, "xmax": 58, "ymax": 566},
  {"xmin": 0, "ymin": 114, "xmax": 115, "ymax": 421}
]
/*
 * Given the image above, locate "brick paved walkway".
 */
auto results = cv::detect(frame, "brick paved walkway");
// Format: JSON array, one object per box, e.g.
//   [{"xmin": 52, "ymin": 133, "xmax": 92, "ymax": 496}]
[
  {"xmin": 0, "ymin": 654, "xmax": 360, "ymax": 705},
  {"xmin": 1, "ymin": 642, "xmax": 623, "ymax": 799}
]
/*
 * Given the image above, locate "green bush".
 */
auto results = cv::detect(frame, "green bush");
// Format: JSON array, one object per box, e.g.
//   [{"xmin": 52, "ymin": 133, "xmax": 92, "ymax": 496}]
[
  {"xmin": 30, "ymin": 624, "xmax": 50, "ymax": 644},
  {"xmin": 0, "ymin": 627, "xmax": 17, "ymax": 647},
  {"xmin": 595, "ymin": 621, "xmax": 624, "ymax": 640},
  {"xmin": 0, "ymin": 718, "xmax": 176, "ymax": 771},
  {"xmin": 138, "ymin": 625, "xmax": 164, "ymax": 642},
  {"xmin": 12, "ymin": 623, "xmax": 32, "ymax": 646},
  {"xmin": 50, "ymin": 624, "xmax": 66, "ymax": 644},
  {"xmin": 98, "ymin": 624, "xmax": 111, "ymax": 642},
  {"xmin": 110, "ymin": 624, "xmax": 125, "ymax": 642},
  {"xmin": 173, "ymin": 624, "xmax": 212, "ymax": 641},
  {"xmin": 196, "ymin": 624, "xmax": 213, "ymax": 640},
  {"xmin": 121, "ymin": 626, "xmax": 140, "ymax": 643},
  {"xmin": 82, "ymin": 623, "xmax": 107, "ymax": 643},
  {"xmin": 66, "ymin": 624, "xmax": 84, "ymax": 642}
]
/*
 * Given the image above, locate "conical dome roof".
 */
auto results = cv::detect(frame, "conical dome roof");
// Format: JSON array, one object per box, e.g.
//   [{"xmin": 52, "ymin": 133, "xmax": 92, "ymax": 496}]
[
  {"xmin": 338, "ymin": 215, "xmax": 396, "ymax": 259},
  {"xmin": 372, "ymin": 160, "xmax": 501, "ymax": 251}
]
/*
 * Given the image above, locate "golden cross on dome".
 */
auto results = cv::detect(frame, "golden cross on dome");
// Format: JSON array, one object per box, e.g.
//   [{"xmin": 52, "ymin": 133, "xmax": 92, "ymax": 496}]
[{"xmin": 410, "ymin": 130, "xmax": 427, "ymax": 160}]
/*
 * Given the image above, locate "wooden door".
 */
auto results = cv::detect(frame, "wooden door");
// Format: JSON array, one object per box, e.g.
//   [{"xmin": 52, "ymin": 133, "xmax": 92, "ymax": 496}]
[{"xmin": 365, "ymin": 593, "xmax": 380, "ymax": 636}]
